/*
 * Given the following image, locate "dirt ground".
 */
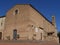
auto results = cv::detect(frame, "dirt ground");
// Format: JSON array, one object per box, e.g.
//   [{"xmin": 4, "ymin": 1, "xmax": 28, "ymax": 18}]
[
  {"xmin": 0, "ymin": 43, "xmax": 59, "ymax": 45},
  {"xmin": 0, "ymin": 40, "xmax": 59, "ymax": 45}
]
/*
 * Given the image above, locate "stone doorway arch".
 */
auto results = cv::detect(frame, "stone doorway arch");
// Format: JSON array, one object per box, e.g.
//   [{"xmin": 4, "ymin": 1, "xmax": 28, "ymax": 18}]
[{"xmin": 13, "ymin": 29, "xmax": 17, "ymax": 40}]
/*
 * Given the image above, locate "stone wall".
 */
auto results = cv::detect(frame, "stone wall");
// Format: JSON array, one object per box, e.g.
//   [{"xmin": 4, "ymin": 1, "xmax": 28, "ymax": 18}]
[
  {"xmin": 0, "ymin": 17, "xmax": 5, "ymax": 40},
  {"xmin": 2, "ymin": 4, "xmax": 59, "ymax": 43}
]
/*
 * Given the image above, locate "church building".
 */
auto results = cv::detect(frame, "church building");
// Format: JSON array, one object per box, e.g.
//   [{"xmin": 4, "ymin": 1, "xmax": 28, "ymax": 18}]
[{"xmin": 0, "ymin": 4, "xmax": 59, "ymax": 43}]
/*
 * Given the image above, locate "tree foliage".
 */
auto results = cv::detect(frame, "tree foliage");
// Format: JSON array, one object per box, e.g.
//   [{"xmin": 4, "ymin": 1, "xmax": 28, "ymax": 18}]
[{"xmin": 57, "ymin": 32, "xmax": 60, "ymax": 43}]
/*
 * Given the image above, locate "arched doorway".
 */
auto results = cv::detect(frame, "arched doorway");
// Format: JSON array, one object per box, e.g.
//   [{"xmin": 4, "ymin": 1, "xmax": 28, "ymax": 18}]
[{"xmin": 13, "ymin": 29, "xmax": 17, "ymax": 40}]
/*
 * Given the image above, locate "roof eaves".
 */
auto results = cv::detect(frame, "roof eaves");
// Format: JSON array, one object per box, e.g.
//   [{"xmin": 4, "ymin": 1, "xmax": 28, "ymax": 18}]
[{"xmin": 0, "ymin": 16, "xmax": 6, "ymax": 18}]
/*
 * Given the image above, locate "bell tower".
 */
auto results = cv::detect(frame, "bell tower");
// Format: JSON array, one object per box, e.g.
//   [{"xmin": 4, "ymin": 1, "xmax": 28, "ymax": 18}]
[
  {"xmin": 52, "ymin": 16, "xmax": 59, "ymax": 43},
  {"xmin": 52, "ymin": 16, "xmax": 56, "ymax": 27}
]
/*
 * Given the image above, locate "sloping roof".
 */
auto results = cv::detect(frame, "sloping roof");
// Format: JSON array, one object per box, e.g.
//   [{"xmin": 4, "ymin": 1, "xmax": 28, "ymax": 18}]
[
  {"xmin": 16, "ymin": 4, "xmax": 52, "ymax": 24},
  {"xmin": 0, "ymin": 4, "xmax": 52, "ymax": 25},
  {"xmin": 0, "ymin": 16, "xmax": 5, "ymax": 18},
  {"xmin": 29, "ymin": 4, "xmax": 52, "ymax": 24}
]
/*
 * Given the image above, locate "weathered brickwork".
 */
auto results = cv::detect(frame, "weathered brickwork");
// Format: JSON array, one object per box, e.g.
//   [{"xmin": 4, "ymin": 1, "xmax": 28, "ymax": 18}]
[{"xmin": 0, "ymin": 4, "xmax": 59, "ymax": 43}]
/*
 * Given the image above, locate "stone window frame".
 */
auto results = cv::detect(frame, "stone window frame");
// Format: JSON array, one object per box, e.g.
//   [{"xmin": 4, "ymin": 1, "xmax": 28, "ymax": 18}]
[{"xmin": 13, "ymin": 8, "xmax": 19, "ymax": 15}]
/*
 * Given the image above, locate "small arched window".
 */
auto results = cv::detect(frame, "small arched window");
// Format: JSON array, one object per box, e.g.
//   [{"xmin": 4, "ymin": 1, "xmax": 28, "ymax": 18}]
[
  {"xmin": 15, "ymin": 10, "xmax": 18, "ymax": 15},
  {"xmin": 13, "ymin": 9, "xmax": 19, "ymax": 15}
]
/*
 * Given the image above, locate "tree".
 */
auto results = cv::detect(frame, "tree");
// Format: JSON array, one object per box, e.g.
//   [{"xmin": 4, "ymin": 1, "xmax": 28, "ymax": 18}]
[{"xmin": 57, "ymin": 32, "xmax": 60, "ymax": 43}]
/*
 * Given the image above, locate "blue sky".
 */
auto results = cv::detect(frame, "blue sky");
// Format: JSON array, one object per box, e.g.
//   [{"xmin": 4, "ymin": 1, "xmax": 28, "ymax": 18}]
[{"xmin": 0, "ymin": 0, "xmax": 60, "ymax": 31}]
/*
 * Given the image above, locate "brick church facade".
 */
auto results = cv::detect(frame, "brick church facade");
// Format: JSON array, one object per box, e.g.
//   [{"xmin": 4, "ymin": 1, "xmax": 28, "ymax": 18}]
[{"xmin": 0, "ymin": 4, "xmax": 59, "ymax": 43}]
